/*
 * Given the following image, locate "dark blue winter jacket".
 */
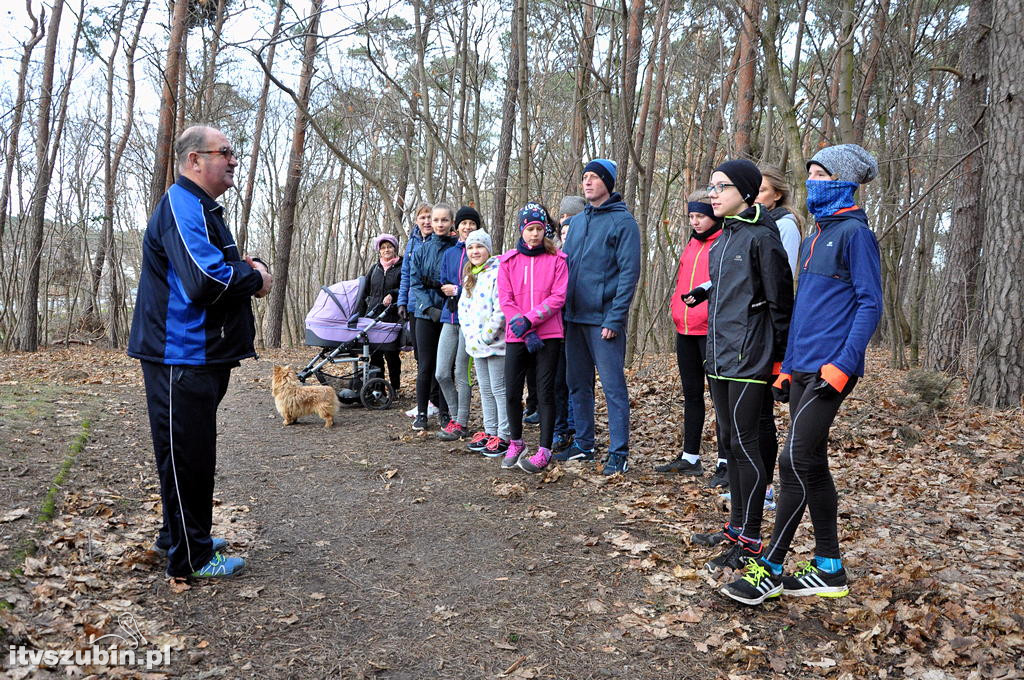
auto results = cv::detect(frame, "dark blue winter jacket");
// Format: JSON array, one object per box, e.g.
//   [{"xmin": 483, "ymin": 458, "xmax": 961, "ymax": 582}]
[
  {"xmin": 781, "ymin": 207, "xmax": 882, "ymax": 379},
  {"xmin": 438, "ymin": 240, "xmax": 469, "ymax": 324},
  {"xmin": 398, "ymin": 226, "xmax": 430, "ymax": 308},
  {"xmin": 562, "ymin": 193, "xmax": 641, "ymax": 334},
  {"xmin": 127, "ymin": 177, "xmax": 263, "ymax": 365},
  {"xmin": 409, "ymin": 233, "xmax": 457, "ymax": 320}
]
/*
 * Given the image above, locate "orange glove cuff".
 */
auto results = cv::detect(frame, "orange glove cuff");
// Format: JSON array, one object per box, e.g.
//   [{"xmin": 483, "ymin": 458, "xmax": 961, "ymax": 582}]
[
  {"xmin": 771, "ymin": 362, "xmax": 783, "ymax": 376},
  {"xmin": 773, "ymin": 372, "xmax": 791, "ymax": 389},
  {"xmin": 820, "ymin": 363, "xmax": 849, "ymax": 392}
]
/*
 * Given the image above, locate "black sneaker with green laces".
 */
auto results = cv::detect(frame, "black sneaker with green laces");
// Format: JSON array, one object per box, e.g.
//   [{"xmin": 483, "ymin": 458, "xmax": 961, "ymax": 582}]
[
  {"xmin": 782, "ymin": 561, "xmax": 849, "ymax": 598},
  {"xmin": 721, "ymin": 559, "xmax": 783, "ymax": 605}
]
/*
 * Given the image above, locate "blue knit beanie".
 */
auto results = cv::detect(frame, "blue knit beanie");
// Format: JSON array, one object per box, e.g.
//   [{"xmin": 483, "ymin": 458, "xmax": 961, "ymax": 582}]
[{"xmin": 583, "ymin": 159, "xmax": 617, "ymax": 193}]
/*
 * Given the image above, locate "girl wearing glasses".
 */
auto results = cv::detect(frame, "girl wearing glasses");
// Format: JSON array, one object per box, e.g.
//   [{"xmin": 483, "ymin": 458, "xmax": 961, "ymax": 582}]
[{"xmin": 682, "ymin": 159, "xmax": 793, "ymax": 579}]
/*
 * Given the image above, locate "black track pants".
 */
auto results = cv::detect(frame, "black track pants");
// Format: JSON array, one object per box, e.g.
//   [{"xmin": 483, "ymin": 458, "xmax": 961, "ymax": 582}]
[
  {"xmin": 765, "ymin": 371, "xmax": 858, "ymax": 563},
  {"xmin": 505, "ymin": 340, "xmax": 561, "ymax": 447},
  {"xmin": 143, "ymin": 361, "xmax": 231, "ymax": 577},
  {"xmin": 675, "ymin": 333, "xmax": 720, "ymax": 456},
  {"xmin": 414, "ymin": 317, "xmax": 448, "ymax": 416},
  {"xmin": 709, "ymin": 377, "xmax": 769, "ymax": 541}
]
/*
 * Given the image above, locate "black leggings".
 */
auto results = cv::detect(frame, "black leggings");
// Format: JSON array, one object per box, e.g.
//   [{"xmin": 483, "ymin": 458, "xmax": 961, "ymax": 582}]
[
  {"xmin": 505, "ymin": 339, "xmax": 561, "ymax": 447},
  {"xmin": 765, "ymin": 371, "xmax": 858, "ymax": 563},
  {"xmin": 414, "ymin": 318, "xmax": 448, "ymax": 416},
  {"xmin": 675, "ymin": 334, "xmax": 715, "ymax": 455},
  {"xmin": 709, "ymin": 377, "xmax": 769, "ymax": 541}
]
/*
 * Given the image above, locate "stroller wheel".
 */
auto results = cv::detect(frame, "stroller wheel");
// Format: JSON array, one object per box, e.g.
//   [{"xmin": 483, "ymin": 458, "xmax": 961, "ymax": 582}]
[{"xmin": 359, "ymin": 378, "xmax": 394, "ymax": 410}]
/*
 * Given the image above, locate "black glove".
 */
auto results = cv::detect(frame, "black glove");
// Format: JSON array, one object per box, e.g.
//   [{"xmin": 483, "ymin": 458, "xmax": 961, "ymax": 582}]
[
  {"xmin": 397, "ymin": 305, "xmax": 408, "ymax": 320},
  {"xmin": 682, "ymin": 285, "xmax": 709, "ymax": 307},
  {"xmin": 772, "ymin": 374, "xmax": 791, "ymax": 403},
  {"xmin": 426, "ymin": 307, "xmax": 441, "ymax": 323},
  {"xmin": 445, "ymin": 296, "xmax": 458, "ymax": 313},
  {"xmin": 421, "ymin": 275, "xmax": 441, "ymax": 290},
  {"xmin": 250, "ymin": 256, "xmax": 270, "ymax": 274},
  {"xmin": 813, "ymin": 364, "xmax": 847, "ymax": 398}
]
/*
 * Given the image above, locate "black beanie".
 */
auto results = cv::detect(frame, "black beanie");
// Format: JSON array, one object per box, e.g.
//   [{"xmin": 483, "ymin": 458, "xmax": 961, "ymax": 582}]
[
  {"xmin": 713, "ymin": 159, "xmax": 762, "ymax": 206},
  {"xmin": 454, "ymin": 205, "xmax": 482, "ymax": 230}
]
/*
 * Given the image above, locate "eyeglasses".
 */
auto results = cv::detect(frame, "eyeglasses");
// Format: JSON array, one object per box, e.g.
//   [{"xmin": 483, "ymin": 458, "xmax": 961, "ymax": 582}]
[
  {"xmin": 705, "ymin": 182, "xmax": 736, "ymax": 195},
  {"xmin": 195, "ymin": 146, "xmax": 236, "ymax": 160}
]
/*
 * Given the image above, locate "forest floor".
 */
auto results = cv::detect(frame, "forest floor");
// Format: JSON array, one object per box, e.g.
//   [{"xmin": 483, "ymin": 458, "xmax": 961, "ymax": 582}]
[{"xmin": 0, "ymin": 346, "xmax": 1022, "ymax": 680}]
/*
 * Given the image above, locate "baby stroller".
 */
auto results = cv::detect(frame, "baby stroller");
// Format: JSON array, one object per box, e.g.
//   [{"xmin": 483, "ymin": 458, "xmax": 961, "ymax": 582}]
[{"xmin": 297, "ymin": 277, "xmax": 406, "ymax": 409}]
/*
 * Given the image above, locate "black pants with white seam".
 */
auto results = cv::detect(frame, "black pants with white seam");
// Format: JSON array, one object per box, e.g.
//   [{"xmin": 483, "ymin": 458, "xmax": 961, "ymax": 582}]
[
  {"xmin": 414, "ymin": 317, "xmax": 449, "ymax": 417},
  {"xmin": 505, "ymin": 339, "xmax": 561, "ymax": 447},
  {"xmin": 142, "ymin": 360, "xmax": 232, "ymax": 577},
  {"xmin": 709, "ymin": 376, "xmax": 769, "ymax": 541},
  {"xmin": 764, "ymin": 370, "xmax": 858, "ymax": 564}
]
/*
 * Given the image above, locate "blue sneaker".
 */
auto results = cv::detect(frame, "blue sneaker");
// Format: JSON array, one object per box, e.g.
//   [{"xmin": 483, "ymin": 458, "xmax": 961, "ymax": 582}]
[
  {"xmin": 523, "ymin": 410, "xmax": 540, "ymax": 425},
  {"xmin": 551, "ymin": 432, "xmax": 573, "ymax": 453},
  {"xmin": 602, "ymin": 453, "xmax": 629, "ymax": 475},
  {"xmin": 553, "ymin": 442, "xmax": 595, "ymax": 462},
  {"xmin": 152, "ymin": 537, "xmax": 226, "ymax": 559},
  {"xmin": 191, "ymin": 552, "xmax": 245, "ymax": 578}
]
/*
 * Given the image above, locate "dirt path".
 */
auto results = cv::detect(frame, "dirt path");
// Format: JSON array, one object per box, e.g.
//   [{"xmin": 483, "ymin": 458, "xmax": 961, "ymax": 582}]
[{"xmin": 2, "ymin": 348, "xmax": 1023, "ymax": 679}]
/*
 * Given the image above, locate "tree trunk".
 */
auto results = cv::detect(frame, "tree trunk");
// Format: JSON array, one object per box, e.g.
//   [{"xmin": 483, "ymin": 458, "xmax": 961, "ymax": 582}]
[
  {"xmin": 927, "ymin": 0, "xmax": 989, "ymax": 373},
  {"xmin": 265, "ymin": 0, "xmax": 322, "ymax": 348},
  {"xmin": 198, "ymin": 0, "xmax": 228, "ymax": 120},
  {"xmin": 616, "ymin": 0, "xmax": 644, "ymax": 199},
  {"xmin": 0, "ymin": 2, "xmax": 43, "ymax": 244},
  {"xmin": 969, "ymin": 0, "xmax": 1023, "ymax": 409},
  {"xmin": 563, "ymin": 0, "xmax": 595, "ymax": 194},
  {"xmin": 733, "ymin": 0, "xmax": 760, "ymax": 155},
  {"xmin": 16, "ymin": 0, "xmax": 66, "ymax": 351},
  {"xmin": 490, "ymin": 5, "xmax": 519, "ymax": 251},
  {"xmin": 515, "ymin": 0, "xmax": 529, "ymax": 204},
  {"xmin": 148, "ymin": 0, "xmax": 190, "ymax": 211},
  {"xmin": 238, "ymin": 0, "xmax": 284, "ymax": 255},
  {"xmin": 699, "ymin": 40, "xmax": 742, "ymax": 181}
]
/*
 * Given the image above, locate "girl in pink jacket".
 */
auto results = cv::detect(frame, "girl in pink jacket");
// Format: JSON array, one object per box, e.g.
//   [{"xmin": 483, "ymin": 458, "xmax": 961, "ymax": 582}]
[{"xmin": 498, "ymin": 203, "xmax": 568, "ymax": 473}]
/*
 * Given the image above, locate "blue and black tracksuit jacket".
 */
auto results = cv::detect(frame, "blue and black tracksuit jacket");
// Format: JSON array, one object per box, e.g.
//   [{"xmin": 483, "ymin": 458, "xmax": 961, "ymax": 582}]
[
  {"xmin": 127, "ymin": 177, "xmax": 263, "ymax": 365},
  {"xmin": 781, "ymin": 207, "xmax": 883, "ymax": 379}
]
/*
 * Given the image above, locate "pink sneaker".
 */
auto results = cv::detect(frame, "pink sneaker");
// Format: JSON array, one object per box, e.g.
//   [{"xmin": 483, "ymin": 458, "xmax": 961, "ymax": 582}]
[
  {"xmin": 501, "ymin": 440, "xmax": 526, "ymax": 469},
  {"xmin": 517, "ymin": 446, "xmax": 551, "ymax": 474}
]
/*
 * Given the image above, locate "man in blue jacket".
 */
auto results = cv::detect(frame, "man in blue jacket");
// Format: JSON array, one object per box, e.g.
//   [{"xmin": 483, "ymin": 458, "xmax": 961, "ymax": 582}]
[
  {"xmin": 128, "ymin": 126, "xmax": 271, "ymax": 579},
  {"xmin": 556, "ymin": 159, "xmax": 641, "ymax": 475}
]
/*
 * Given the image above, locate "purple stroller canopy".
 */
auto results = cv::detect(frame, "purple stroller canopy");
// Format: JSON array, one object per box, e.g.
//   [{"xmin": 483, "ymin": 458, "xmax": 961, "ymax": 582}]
[{"xmin": 304, "ymin": 278, "xmax": 404, "ymax": 348}]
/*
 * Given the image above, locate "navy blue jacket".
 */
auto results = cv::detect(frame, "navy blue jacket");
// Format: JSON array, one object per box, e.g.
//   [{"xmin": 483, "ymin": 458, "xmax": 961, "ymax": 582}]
[
  {"xmin": 438, "ymin": 240, "xmax": 469, "ymax": 324},
  {"xmin": 127, "ymin": 177, "xmax": 263, "ymax": 365},
  {"xmin": 562, "ymin": 193, "xmax": 641, "ymax": 334},
  {"xmin": 782, "ymin": 208, "xmax": 882, "ymax": 378},
  {"xmin": 398, "ymin": 225, "xmax": 430, "ymax": 308},
  {"xmin": 408, "ymin": 233, "xmax": 456, "ymax": 320}
]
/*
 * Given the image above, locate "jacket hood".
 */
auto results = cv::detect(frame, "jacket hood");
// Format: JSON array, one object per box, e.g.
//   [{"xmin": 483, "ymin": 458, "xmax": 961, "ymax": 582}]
[{"xmin": 587, "ymin": 192, "xmax": 629, "ymax": 214}]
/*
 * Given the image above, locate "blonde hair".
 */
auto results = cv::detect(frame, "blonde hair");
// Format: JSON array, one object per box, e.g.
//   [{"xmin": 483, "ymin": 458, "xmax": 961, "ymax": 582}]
[
  {"xmin": 759, "ymin": 165, "xmax": 805, "ymax": 232},
  {"xmin": 414, "ymin": 202, "xmax": 433, "ymax": 217}
]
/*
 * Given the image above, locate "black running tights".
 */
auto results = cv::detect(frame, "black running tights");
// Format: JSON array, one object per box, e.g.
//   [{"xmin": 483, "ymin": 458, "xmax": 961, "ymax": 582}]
[
  {"xmin": 764, "ymin": 371, "xmax": 857, "ymax": 563},
  {"xmin": 709, "ymin": 377, "xmax": 769, "ymax": 541}
]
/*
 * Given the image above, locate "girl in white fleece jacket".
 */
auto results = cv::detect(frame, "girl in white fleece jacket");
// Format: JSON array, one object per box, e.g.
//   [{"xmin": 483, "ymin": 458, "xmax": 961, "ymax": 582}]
[{"xmin": 457, "ymin": 231, "xmax": 509, "ymax": 457}]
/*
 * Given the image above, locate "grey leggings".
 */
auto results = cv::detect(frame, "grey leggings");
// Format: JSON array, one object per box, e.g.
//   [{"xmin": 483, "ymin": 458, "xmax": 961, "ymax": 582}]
[
  {"xmin": 474, "ymin": 355, "xmax": 509, "ymax": 440},
  {"xmin": 435, "ymin": 323, "xmax": 472, "ymax": 426}
]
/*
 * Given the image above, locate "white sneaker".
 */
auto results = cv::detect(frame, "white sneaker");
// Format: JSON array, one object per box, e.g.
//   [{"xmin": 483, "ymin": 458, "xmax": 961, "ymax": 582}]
[{"xmin": 405, "ymin": 401, "xmax": 439, "ymax": 417}]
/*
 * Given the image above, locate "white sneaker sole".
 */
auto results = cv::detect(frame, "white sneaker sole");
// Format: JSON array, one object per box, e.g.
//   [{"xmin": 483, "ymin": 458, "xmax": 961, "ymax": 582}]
[{"xmin": 720, "ymin": 583, "xmax": 782, "ymax": 605}]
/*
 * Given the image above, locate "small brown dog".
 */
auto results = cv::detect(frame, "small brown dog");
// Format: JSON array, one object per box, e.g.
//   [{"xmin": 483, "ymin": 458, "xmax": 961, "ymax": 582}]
[{"xmin": 271, "ymin": 365, "xmax": 339, "ymax": 428}]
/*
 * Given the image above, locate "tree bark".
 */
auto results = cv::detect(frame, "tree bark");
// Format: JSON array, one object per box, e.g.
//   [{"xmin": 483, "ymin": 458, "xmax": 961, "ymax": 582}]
[
  {"xmin": 265, "ymin": 0, "xmax": 322, "ymax": 348},
  {"xmin": 148, "ymin": 0, "xmax": 190, "ymax": 211},
  {"xmin": 927, "ymin": 0, "xmax": 989, "ymax": 373},
  {"xmin": 969, "ymin": 0, "xmax": 1023, "ymax": 408},
  {"xmin": 733, "ymin": 0, "xmax": 760, "ymax": 155},
  {"xmin": 563, "ymin": 0, "xmax": 595, "ymax": 194}
]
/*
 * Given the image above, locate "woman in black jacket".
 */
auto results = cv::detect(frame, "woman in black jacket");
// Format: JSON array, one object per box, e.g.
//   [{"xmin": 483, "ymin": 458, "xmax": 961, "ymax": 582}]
[
  {"xmin": 359, "ymin": 233, "xmax": 403, "ymax": 393},
  {"xmin": 683, "ymin": 159, "xmax": 793, "ymax": 576}
]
